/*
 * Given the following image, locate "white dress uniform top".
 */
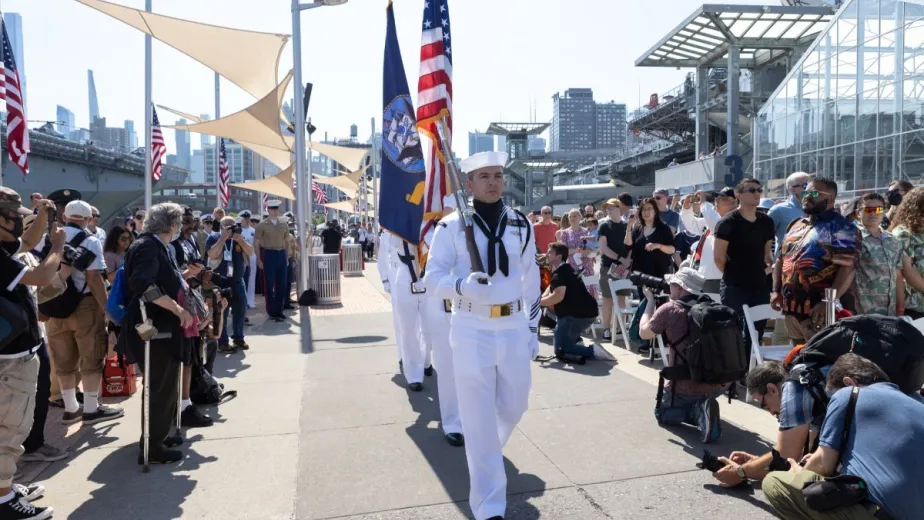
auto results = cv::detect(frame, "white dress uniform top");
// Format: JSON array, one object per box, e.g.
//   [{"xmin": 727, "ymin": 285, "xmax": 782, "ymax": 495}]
[
  {"xmin": 240, "ymin": 210, "xmax": 258, "ymax": 309},
  {"xmin": 423, "ymin": 151, "xmax": 541, "ymax": 520},
  {"xmin": 421, "ymin": 194, "xmax": 464, "ymax": 438},
  {"xmin": 381, "ymin": 231, "xmax": 431, "ymax": 386}
]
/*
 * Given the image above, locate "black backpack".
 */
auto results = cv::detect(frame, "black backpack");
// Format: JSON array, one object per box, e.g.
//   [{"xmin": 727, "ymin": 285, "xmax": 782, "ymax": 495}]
[
  {"xmin": 38, "ymin": 231, "xmax": 89, "ymax": 319},
  {"xmin": 190, "ymin": 338, "xmax": 237, "ymax": 406},
  {"xmin": 665, "ymin": 295, "xmax": 749, "ymax": 385},
  {"xmin": 787, "ymin": 315, "xmax": 924, "ymax": 395}
]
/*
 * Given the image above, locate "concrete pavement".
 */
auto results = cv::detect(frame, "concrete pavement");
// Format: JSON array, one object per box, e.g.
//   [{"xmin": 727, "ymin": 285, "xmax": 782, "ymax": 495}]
[{"xmin": 25, "ymin": 262, "xmax": 781, "ymax": 519}]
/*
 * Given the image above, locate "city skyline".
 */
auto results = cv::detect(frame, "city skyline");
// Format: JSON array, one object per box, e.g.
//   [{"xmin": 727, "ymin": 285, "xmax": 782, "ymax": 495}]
[{"xmin": 0, "ymin": 0, "xmax": 772, "ymax": 157}]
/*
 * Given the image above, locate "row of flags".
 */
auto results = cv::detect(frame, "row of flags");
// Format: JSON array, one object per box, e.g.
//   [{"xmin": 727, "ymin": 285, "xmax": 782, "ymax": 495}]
[
  {"xmin": 378, "ymin": 0, "xmax": 453, "ymax": 247},
  {"xmin": 0, "ymin": 15, "xmax": 29, "ymax": 176}
]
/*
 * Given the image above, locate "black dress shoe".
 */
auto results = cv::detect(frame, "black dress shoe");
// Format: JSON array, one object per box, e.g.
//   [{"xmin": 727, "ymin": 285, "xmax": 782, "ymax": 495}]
[
  {"xmin": 164, "ymin": 434, "xmax": 184, "ymax": 448},
  {"xmin": 181, "ymin": 406, "xmax": 214, "ymax": 428},
  {"xmin": 424, "ymin": 365, "xmax": 434, "ymax": 377},
  {"xmin": 408, "ymin": 382, "xmax": 423, "ymax": 392},
  {"xmin": 487, "ymin": 517, "xmax": 504, "ymax": 520},
  {"xmin": 445, "ymin": 432, "xmax": 464, "ymax": 447},
  {"xmin": 138, "ymin": 447, "xmax": 183, "ymax": 465}
]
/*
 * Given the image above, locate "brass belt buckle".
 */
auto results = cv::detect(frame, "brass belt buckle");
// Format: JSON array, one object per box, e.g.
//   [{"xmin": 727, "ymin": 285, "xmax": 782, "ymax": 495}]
[
  {"xmin": 443, "ymin": 299, "xmax": 452, "ymax": 313},
  {"xmin": 490, "ymin": 304, "xmax": 512, "ymax": 318}
]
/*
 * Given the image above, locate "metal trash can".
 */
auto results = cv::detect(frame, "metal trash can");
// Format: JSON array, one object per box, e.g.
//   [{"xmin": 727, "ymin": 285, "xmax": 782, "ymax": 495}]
[
  {"xmin": 342, "ymin": 244, "xmax": 364, "ymax": 276},
  {"xmin": 308, "ymin": 254, "xmax": 341, "ymax": 304},
  {"xmin": 310, "ymin": 236, "xmax": 322, "ymax": 255}
]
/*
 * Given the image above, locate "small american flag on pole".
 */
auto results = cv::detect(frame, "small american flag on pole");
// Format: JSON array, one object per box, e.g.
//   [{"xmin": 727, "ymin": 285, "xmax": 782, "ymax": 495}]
[
  {"xmin": 150, "ymin": 106, "xmax": 166, "ymax": 181},
  {"xmin": 312, "ymin": 181, "xmax": 328, "ymax": 204},
  {"xmin": 416, "ymin": 0, "xmax": 453, "ymax": 246},
  {"xmin": 218, "ymin": 138, "xmax": 230, "ymax": 207},
  {"xmin": 262, "ymin": 192, "xmax": 268, "ymax": 212},
  {"xmin": 0, "ymin": 19, "xmax": 29, "ymax": 176}
]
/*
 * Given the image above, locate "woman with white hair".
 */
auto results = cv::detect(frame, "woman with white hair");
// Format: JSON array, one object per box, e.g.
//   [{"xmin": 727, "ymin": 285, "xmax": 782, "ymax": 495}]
[{"xmin": 117, "ymin": 203, "xmax": 201, "ymax": 464}]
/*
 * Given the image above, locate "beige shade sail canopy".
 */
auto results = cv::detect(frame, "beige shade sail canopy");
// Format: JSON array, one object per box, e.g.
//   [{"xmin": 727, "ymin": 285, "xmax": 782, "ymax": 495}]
[
  {"xmin": 165, "ymin": 71, "xmax": 295, "ymax": 154},
  {"xmin": 230, "ymin": 164, "xmax": 295, "ymax": 200},
  {"xmin": 77, "ymin": 0, "xmax": 289, "ymax": 100},
  {"xmin": 323, "ymin": 199, "xmax": 374, "ymax": 216},
  {"xmin": 312, "ymin": 174, "xmax": 359, "ymax": 193},
  {"xmin": 310, "ymin": 142, "xmax": 369, "ymax": 172},
  {"xmin": 157, "ymin": 105, "xmax": 293, "ymax": 170}
]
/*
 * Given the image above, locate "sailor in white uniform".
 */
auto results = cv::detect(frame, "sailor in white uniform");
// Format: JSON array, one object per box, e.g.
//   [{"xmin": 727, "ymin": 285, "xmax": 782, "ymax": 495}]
[
  {"xmin": 380, "ymin": 230, "xmax": 432, "ymax": 391},
  {"xmin": 423, "ymin": 151, "xmax": 541, "ymax": 520},
  {"xmin": 421, "ymin": 194, "xmax": 465, "ymax": 447}
]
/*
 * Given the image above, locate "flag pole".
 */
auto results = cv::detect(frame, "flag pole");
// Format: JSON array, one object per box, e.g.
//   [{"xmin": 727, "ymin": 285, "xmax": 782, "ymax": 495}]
[
  {"xmin": 214, "ymin": 72, "xmax": 221, "ymax": 209},
  {"xmin": 143, "ymin": 0, "xmax": 153, "ymax": 210},
  {"xmin": 370, "ymin": 117, "xmax": 378, "ymax": 246}
]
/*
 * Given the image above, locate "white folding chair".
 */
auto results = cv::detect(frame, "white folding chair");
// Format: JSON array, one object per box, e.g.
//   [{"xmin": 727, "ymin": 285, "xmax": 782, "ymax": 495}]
[
  {"xmin": 655, "ymin": 334, "xmax": 670, "ymax": 366},
  {"xmin": 609, "ymin": 278, "xmax": 637, "ymax": 351},
  {"xmin": 742, "ymin": 304, "xmax": 792, "ymax": 401},
  {"xmin": 912, "ymin": 317, "xmax": 924, "ymax": 336}
]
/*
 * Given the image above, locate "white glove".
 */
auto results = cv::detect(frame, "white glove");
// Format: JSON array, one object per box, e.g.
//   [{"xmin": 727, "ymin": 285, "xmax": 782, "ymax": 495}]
[
  {"xmin": 528, "ymin": 332, "xmax": 539, "ymax": 359},
  {"xmin": 382, "ymin": 280, "xmax": 391, "ymax": 294},
  {"xmin": 460, "ymin": 272, "xmax": 491, "ymax": 300}
]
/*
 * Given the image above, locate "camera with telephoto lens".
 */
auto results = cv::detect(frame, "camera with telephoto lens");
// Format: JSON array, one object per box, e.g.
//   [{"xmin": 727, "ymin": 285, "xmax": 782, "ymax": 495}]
[
  {"xmin": 232, "ymin": 223, "xmax": 242, "ymax": 235},
  {"xmin": 188, "ymin": 268, "xmax": 232, "ymax": 299},
  {"xmin": 628, "ymin": 271, "xmax": 671, "ymax": 293}
]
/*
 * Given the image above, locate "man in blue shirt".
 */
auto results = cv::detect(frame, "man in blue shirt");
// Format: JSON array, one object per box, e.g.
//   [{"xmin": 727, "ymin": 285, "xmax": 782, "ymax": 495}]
[
  {"xmin": 653, "ymin": 189, "xmax": 680, "ymax": 235},
  {"xmin": 767, "ymin": 171, "xmax": 809, "ymax": 256},
  {"xmin": 206, "ymin": 217, "xmax": 254, "ymax": 350},
  {"xmin": 763, "ymin": 354, "xmax": 924, "ymax": 520}
]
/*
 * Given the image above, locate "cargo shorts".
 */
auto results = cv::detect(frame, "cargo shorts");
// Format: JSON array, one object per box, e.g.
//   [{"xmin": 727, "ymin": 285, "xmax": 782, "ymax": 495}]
[{"xmin": 0, "ymin": 354, "xmax": 39, "ymax": 487}]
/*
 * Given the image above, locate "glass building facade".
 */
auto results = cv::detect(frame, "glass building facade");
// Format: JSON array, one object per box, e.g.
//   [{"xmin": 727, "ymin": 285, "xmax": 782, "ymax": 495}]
[{"xmin": 755, "ymin": 0, "xmax": 924, "ymax": 198}]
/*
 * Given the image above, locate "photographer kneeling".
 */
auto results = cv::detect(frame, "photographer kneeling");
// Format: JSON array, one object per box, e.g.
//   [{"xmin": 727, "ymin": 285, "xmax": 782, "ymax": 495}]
[
  {"xmin": 638, "ymin": 267, "xmax": 727, "ymax": 444},
  {"xmin": 207, "ymin": 217, "xmax": 252, "ymax": 351},
  {"xmin": 763, "ymin": 354, "xmax": 923, "ymax": 520},
  {"xmin": 118, "ymin": 203, "xmax": 196, "ymax": 464},
  {"xmin": 540, "ymin": 242, "xmax": 615, "ymax": 362}
]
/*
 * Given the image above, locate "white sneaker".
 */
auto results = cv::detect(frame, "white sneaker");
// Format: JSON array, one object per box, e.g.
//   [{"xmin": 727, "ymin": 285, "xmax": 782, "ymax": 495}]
[{"xmin": 593, "ymin": 343, "xmax": 617, "ymax": 362}]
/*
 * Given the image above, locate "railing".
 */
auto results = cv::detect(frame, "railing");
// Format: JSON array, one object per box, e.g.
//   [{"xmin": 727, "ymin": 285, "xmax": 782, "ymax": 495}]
[
  {"xmin": 654, "ymin": 156, "xmax": 719, "ymax": 192},
  {"xmin": 628, "ymin": 79, "xmax": 693, "ymax": 124}
]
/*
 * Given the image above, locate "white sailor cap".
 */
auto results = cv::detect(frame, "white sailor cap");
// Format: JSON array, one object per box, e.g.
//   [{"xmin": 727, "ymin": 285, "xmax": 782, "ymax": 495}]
[
  {"xmin": 266, "ymin": 199, "xmax": 282, "ymax": 209},
  {"xmin": 442, "ymin": 194, "xmax": 457, "ymax": 210},
  {"xmin": 192, "ymin": 210, "xmax": 202, "ymax": 219},
  {"xmin": 460, "ymin": 151, "xmax": 508, "ymax": 174},
  {"xmin": 239, "ymin": 210, "xmax": 252, "ymax": 218}
]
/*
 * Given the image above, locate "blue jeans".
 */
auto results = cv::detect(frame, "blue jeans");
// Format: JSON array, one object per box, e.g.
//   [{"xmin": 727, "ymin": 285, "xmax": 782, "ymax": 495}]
[
  {"xmin": 655, "ymin": 388, "xmax": 726, "ymax": 430},
  {"xmin": 220, "ymin": 277, "xmax": 247, "ymax": 343},
  {"xmin": 553, "ymin": 316, "xmax": 596, "ymax": 358}
]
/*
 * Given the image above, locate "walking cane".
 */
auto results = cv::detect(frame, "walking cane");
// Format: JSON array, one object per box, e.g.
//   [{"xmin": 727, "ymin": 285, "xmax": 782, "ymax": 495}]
[
  {"xmin": 175, "ymin": 363, "xmax": 183, "ymax": 437},
  {"xmin": 138, "ymin": 300, "xmax": 152, "ymax": 473}
]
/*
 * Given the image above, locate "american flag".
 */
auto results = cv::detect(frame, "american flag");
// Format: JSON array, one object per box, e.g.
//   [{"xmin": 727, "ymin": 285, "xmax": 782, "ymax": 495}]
[
  {"xmin": 0, "ymin": 20, "xmax": 29, "ymax": 176},
  {"xmin": 262, "ymin": 192, "xmax": 268, "ymax": 212},
  {"xmin": 218, "ymin": 138, "xmax": 230, "ymax": 207},
  {"xmin": 151, "ymin": 106, "xmax": 166, "ymax": 181},
  {"xmin": 312, "ymin": 181, "xmax": 328, "ymax": 204},
  {"xmin": 416, "ymin": 0, "xmax": 453, "ymax": 245}
]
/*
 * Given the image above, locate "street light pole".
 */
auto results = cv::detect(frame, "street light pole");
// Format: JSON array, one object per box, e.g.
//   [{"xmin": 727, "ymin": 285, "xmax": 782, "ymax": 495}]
[
  {"xmin": 144, "ymin": 0, "xmax": 153, "ymax": 210},
  {"xmin": 292, "ymin": 0, "xmax": 347, "ymax": 296}
]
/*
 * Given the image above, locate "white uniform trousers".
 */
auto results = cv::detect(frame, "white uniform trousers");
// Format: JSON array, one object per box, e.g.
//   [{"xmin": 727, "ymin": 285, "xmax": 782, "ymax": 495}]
[
  {"xmin": 247, "ymin": 254, "xmax": 257, "ymax": 308},
  {"xmin": 393, "ymin": 291, "xmax": 429, "ymax": 384},
  {"xmin": 451, "ymin": 324, "xmax": 532, "ymax": 520},
  {"xmin": 426, "ymin": 297, "xmax": 461, "ymax": 435}
]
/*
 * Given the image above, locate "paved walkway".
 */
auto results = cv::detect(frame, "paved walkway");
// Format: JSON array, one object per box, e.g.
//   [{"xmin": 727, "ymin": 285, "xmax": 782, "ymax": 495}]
[{"xmin": 26, "ymin": 261, "xmax": 782, "ymax": 519}]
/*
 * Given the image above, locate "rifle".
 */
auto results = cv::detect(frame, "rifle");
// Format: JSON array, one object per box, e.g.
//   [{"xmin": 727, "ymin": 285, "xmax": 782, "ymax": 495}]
[{"xmin": 435, "ymin": 119, "xmax": 487, "ymax": 276}]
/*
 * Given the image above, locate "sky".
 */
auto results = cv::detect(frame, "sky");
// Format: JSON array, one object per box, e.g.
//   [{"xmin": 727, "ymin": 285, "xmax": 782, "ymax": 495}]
[{"xmin": 8, "ymin": 0, "xmax": 770, "ymax": 155}]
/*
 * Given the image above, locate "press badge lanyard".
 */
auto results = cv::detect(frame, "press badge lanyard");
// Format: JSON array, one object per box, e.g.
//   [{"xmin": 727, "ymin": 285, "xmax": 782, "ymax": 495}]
[{"xmin": 223, "ymin": 240, "xmax": 234, "ymax": 277}]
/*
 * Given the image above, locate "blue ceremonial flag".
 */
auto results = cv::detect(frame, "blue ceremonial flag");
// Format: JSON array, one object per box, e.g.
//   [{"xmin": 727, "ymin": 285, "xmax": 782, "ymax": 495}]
[{"xmin": 380, "ymin": 1, "xmax": 426, "ymax": 246}]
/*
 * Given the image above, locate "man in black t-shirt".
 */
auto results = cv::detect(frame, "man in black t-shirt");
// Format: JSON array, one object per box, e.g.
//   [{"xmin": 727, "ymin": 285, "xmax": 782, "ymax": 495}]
[
  {"xmin": 597, "ymin": 198, "xmax": 630, "ymax": 341},
  {"xmin": 540, "ymin": 242, "xmax": 615, "ymax": 362},
  {"xmin": 321, "ymin": 221, "xmax": 343, "ymax": 254},
  {"xmin": 713, "ymin": 178, "xmax": 775, "ymax": 338},
  {"xmin": 0, "ymin": 188, "xmax": 64, "ymax": 519}
]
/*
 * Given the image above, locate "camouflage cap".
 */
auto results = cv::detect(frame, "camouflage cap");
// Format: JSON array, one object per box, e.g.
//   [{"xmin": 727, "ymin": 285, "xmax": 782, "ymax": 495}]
[{"xmin": 0, "ymin": 187, "xmax": 33, "ymax": 216}]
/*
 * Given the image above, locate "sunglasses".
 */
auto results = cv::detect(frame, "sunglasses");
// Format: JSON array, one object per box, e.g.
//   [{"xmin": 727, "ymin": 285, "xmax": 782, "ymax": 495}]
[
  {"xmin": 740, "ymin": 187, "xmax": 763, "ymax": 195},
  {"xmin": 791, "ymin": 183, "xmax": 808, "ymax": 190},
  {"xmin": 134, "ymin": 215, "xmax": 144, "ymax": 220},
  {"xmin": 119, "ymin": 235, "xmax": 132, "ymax": 241},
  {"xmin": 541, "ymin": 211, "xmax": 551, "ymax": 215},
  {"xmin": 91, "ymin": 214, "xmax": 100, "ymax": 219},
  {"xmin": 805, "ymin": 190, "xmax": 831, "ymax": 199},
  {"xmin": 862, "ymin": 206, "xmax": 885, "ymax": 214}
]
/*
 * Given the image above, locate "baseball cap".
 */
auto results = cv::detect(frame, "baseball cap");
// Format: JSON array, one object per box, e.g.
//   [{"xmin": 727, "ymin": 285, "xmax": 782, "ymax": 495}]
[
  {"xmin": 716, "ymin": 187, "xmax": 736, "ymax": 199},
  {"xmin": 0, "ymin": 187, "xmax": 32, "ymax": 216},
  {"xmin": 64, "ymin": 200, "xmax": 93, "ymax": 219},
  {"xmin": 601, "ymin": 198, "xmax": 622, "ymax": 210}
]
